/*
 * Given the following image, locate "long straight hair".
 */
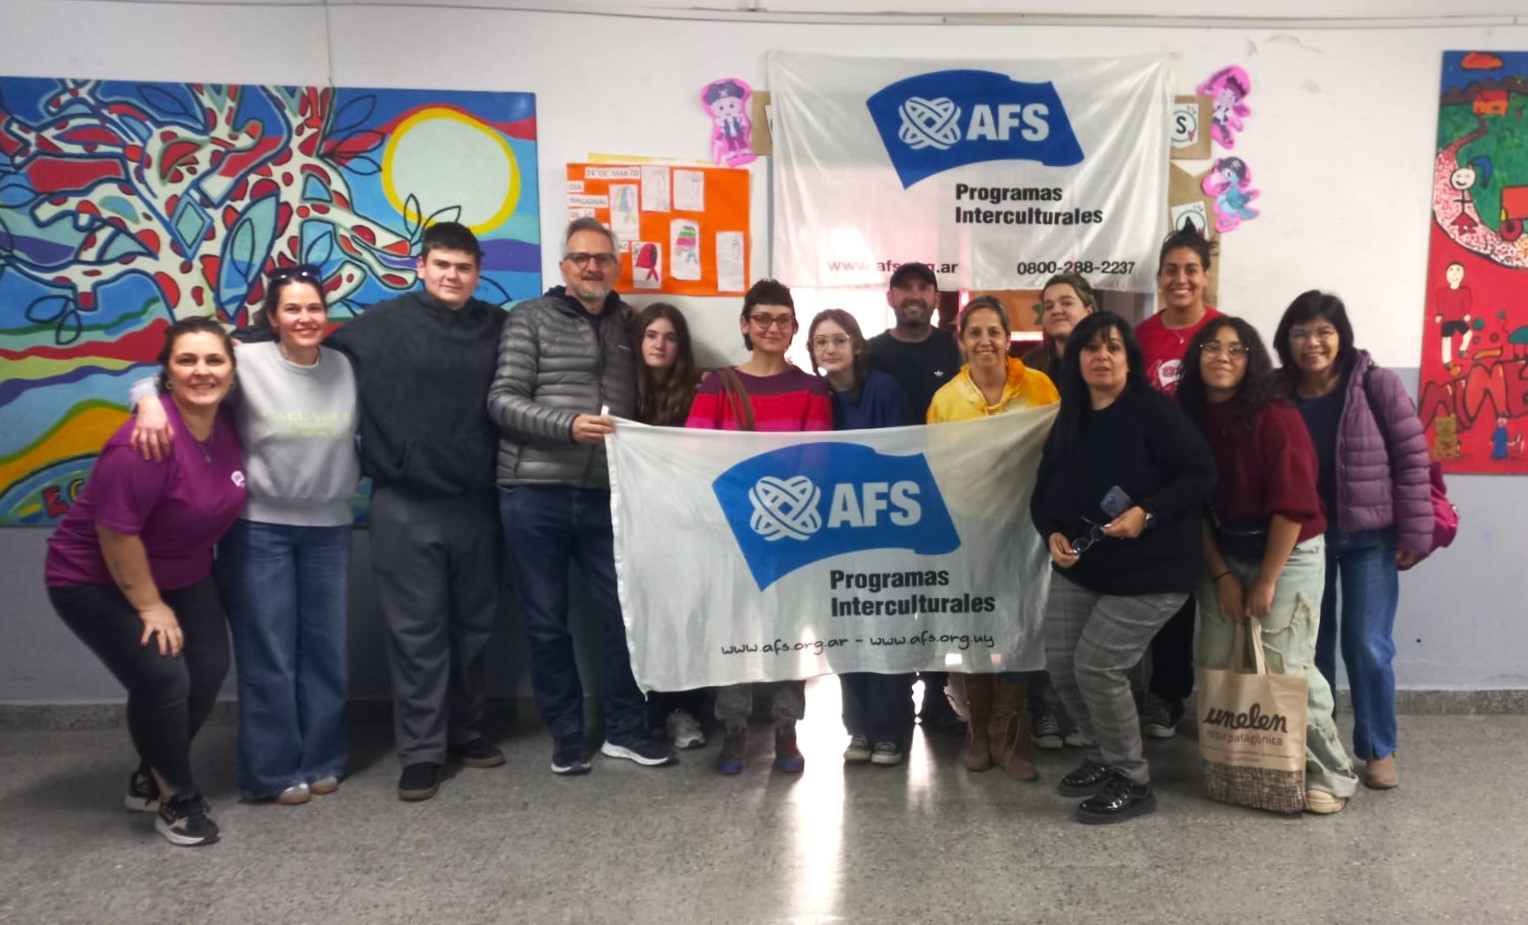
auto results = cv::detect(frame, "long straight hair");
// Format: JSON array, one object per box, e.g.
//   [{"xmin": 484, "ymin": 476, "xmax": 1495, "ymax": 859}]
[
  {"xmin": 1047, "ymin": 312, "xmax": 1149, "ymax": 465},
  {"xmin": 1176, "ymin": 316, "xmax": 1275, "ymax": 434},
  {"xmin": 631, "ymin": 302, "xmax": 699, "ymax": 426}
]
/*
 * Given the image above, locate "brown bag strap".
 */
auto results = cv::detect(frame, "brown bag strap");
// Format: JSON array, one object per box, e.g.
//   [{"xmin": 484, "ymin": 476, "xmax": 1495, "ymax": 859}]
[{"xmin": 716, "ymin": 367, "xmax": 757, "ymax": 432}]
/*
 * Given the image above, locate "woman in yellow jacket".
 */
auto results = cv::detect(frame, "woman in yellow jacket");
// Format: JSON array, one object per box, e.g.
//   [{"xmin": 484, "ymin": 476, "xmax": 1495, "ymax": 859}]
[{"xmin": 927, "ymin": 295, "xmax": 1060, "ymax": 781}]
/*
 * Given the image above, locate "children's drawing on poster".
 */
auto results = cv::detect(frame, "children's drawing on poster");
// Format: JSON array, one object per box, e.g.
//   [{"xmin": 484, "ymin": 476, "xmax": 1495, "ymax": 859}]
[
  {"xmin": 632, "ymin": 242, "xmax": 662, "ymax": 289},
  {"xmin": 0, "ymin": 76, "xmax": 541, "ymax": 524},
  {"xmin": 1202, "ymin": 156, "xmax": 1260, "ymax": 232},
  {"xmin": 566, "ymin": 162, "xmax": 748, "ymax": 296},
  {"xmin": 1420, "ymin": 51, "xmax": 1528, "ymax": 473},
  {"xmin": 1197, "ymin": 66, "xmax": 1252, "ymax": 150},
  {"xmin": 700, "ymin": 78, "xmax": 755, "ymax": 168},
  {"xmin": 670, "ymin": 219, "xmax": 701, "ymax": 281}
]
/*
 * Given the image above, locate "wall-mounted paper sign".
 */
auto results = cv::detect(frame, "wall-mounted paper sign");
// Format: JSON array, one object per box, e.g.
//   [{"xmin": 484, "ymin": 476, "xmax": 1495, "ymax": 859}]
[
  {"xmin": 1170, "ymin": 95, "xmax": 1212, "ymax": 160},
  {"xmin": 1167, "ymin": 163, "xmax": 1220, "ymax": 306}
]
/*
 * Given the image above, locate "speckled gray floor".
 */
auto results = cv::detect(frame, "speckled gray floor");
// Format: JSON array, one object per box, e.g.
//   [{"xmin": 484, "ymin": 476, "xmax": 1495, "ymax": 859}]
[{"xmin": 2, "ymin": 681, "xmax": 1525, "ymax": 925}]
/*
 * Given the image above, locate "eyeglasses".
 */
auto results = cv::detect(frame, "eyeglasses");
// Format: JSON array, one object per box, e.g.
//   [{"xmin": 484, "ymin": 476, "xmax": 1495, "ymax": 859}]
[
  {"xmin": 268, "ymin": 264, "xmax": 321, "ymax": 284},
  {"xmin": 750, "ymin": 314, "xmax": 795, "ymax": 330},
  {"xmin": 1199, "ymin": 342, "xmax": 1249, "ymax": 357},
  {"xmin": 1290, "ymin": 326, "xmax": 1339, "ymax": 342},
  {"xmin": 810, "ymin": 335, "xmax": 851, "ymax": 349},
  {"xmin": 1069, "ymin": 518, "xmax": 1107, "ymax": 556},
  {"xmin": 564, "ymin": 252, "xmax": 619, "ymax": 269}
]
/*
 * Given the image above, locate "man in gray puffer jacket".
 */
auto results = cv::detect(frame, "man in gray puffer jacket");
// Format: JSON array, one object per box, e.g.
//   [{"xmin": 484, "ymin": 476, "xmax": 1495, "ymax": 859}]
[{"xmin": 488, "ymin": 218, "xmax": 676, "ymax": 775}]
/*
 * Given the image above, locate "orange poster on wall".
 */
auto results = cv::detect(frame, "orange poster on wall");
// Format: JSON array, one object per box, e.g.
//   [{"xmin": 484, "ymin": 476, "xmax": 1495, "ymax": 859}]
[{"xmin": 566, "ymin": 162, "xmax": 750, "ymax": 296}]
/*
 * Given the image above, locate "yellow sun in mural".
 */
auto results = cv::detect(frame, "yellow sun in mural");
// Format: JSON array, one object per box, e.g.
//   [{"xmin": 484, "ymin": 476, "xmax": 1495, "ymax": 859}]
[{"xmin": 381, "ymin": 107, "xmax": 520, "ymax": 234}]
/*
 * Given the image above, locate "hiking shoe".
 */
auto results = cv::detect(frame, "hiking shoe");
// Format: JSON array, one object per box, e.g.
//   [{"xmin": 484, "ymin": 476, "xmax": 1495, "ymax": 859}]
[
  {"xmin": 1304, "ymin": 790, "xmax": 1347, "ymax": 814},
  {"xmin": 716, "ymin": 728, "xmax": 746, "ymax": 775},
  {"xmin": 869, "ymin": 741, "xmax": 904, "ymax": 767},
  {"xmin": 843, "ymin": 735, "xmax": 873, "ymax": 763},
  {"xmin": 397, "ymin": 762, "xmax": 441, "ymax": 801},
  {"xmin": 1057, "ymin": 760, "xmax": 1114, "ymax": 797},
  {"xmin": 773, "ymin": 725, "xmax": 805, "ymax": 773},
  {"xmin": 1365, "ymin": 755, "xmax": 1399, "ymax": 790},
  {"xmin": 1031, "ymin": 712, "xmax": 1064, "ymax": 750},
  {"xmin": 1142, "ymin": 694, "xmax": 1185, "ymax": 739},
  {"xmin": 155, "ymin": 792, "xmax": 219, "ymax": 847},
  {"xmin": 125, "ymin": 769, "xmax": 160, "ymax": 813},
  {"xmin": 274, "ymin": 783, "xmax": 311, "ymax": 805},
  {"xmin": 601, "ymin": 732, "xmax": 677, "ymax": 767},
  {"xmin": 1075, "ymin": 770, "xmax": 1157, "ymax": 825},
  {"xmin": 448, "ymin": 740, "xmax": 506, "ymax": 768},
  {"xmin": 552, "ymin": 737, "xmax": 592, "ymax": 776},
  {"xmin": 310, "ymin": 776, "xmax": 340, "ymax": 795},
  {"xmin": 1063, "ymin": 728, "xmax": 1095, "ymax": 748},
  {"xmin": 665, "ymin": 709, "xmax": 707, "ymax": 750}
]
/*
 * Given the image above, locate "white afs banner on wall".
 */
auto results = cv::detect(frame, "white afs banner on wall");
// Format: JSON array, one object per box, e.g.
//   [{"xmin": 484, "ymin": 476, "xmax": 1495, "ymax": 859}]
[
  {"xmin": 607, "ymin": 410, "xmax": 1057, "ymax": 692},
  {"xmin": 769, "ymin": 51, "xmax": 1173, "ymax": 293}
]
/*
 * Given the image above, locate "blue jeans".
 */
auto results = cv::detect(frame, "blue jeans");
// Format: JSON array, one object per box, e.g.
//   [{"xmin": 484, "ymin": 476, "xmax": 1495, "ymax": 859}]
[
  {"xmin": 217, "ymin": 519, "xmax": 351, "ymax": 800},
  {"xmin": 1317, "ymin": 528, "xmax": 1400, "ymax": 761},
  {"xmin": 500, "ymin": 485, "xmax": 646, "ymax": 743},
  {"xmin": 839, "ymin": 673, "xmax": 914, "ymax": 744}
]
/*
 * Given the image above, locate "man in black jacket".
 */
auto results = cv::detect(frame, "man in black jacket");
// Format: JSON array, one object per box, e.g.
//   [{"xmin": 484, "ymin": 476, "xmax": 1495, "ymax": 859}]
[
  {"xmin": 325, "ymin": 222, "xmax": 507, "ymax": 801},
  {"xmin": 488, "ymin": 218, "xmax": 675, "ymax": 775}
]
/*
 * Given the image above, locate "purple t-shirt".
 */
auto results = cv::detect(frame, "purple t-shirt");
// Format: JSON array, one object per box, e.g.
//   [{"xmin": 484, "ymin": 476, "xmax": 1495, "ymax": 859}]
[{"xmin": 45, "ymin": 395, "xmax": 246, "ymax": 590}]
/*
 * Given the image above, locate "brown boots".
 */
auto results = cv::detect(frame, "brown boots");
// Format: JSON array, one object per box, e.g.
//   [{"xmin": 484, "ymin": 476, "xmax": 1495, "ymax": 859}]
[
  {"xmin": 990, "ymin": 678, "xmax": 1039, "ymax": 781},
  {"xmin": 960, "ymin": 673, "xmax": 994, "ymax": 771},
  {"xmin": 957, "ymin": 675, "xmax": 1038, "ymax": 781}
]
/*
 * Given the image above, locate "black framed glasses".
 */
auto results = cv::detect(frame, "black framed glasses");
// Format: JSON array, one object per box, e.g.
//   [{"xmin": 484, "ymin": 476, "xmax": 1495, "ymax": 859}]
[
  {"xmin": 1069, "ymin": 518, "xmax": 1107, "ymax": 556},
  {"xmin": 268, "ymin": 263, "xmax": 321, "ymax": 284},
  {"xmin": 564, "ymin": 252, "xmax": 619, "ymax": 269}
]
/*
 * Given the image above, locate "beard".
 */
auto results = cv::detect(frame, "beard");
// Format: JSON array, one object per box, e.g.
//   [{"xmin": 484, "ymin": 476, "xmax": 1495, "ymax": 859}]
[
  {"xmin": 897, "ymin": 298, "xmax": 931, "ymax": 321},
  {"xmin": 570, "ymin": 278, "xmax": 611, "ymax": 301}
]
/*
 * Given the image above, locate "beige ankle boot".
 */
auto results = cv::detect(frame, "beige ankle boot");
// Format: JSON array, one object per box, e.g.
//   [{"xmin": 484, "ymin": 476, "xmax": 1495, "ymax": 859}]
[
  {"xmin": 990, "ymin": 678, "xmax": 1039, "ymax": 782},
  {"xmin": 960, "ymin": 674, "xmax": 994, "ymax": 772}
]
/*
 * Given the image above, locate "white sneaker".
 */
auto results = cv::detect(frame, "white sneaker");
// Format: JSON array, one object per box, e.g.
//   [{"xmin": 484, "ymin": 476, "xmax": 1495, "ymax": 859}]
[
  {"xmin": 274, "ymin": 783, "xmax": 310, "ymax": 805},
  {"xmin": 843, "ymin": 735, "xmax": 872, "ymax": 762},
  {"xmin": 1063, "ymin": 729, "xmax": 1095, "ymax": 748},
  {"xmin": 665, "ymin": 709, "xmax": 706, "ymax": 750}
]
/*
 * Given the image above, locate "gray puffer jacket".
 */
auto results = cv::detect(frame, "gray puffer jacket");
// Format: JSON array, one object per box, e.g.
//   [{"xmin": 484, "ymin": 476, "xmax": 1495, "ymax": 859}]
[{"xmin": 487, "ymin": 287, "xmax": 636, "ymax": 489}]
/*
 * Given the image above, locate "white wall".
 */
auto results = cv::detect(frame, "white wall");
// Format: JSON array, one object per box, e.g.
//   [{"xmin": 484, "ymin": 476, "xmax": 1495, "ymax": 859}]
[{"xmin": 2, "ymin": 1, "xmax": 1525, "ymax": 699}]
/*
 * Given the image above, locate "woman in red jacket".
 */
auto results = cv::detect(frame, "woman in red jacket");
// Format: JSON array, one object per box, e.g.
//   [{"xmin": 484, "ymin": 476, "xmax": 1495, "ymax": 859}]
[{"xmin": 1178, "ymin": 316, "xmax": 1360, "ymax": 814}]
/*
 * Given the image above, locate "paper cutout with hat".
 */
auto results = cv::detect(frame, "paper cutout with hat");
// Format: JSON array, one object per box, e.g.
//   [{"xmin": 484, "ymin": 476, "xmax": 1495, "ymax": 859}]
[{"xmin": 701, "ymin": 78, "xmax": 756, "ymax": 167}]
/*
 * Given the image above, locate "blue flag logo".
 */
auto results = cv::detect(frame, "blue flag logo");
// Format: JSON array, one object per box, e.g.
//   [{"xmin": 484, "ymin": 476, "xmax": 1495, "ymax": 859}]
[
  {"xmin": 714, "ymin": 442, "xmax": 961, "ymax": 590},
  {"xmin": 865, "ymin": 69, "xmax": 1084, "ymax": 188}
]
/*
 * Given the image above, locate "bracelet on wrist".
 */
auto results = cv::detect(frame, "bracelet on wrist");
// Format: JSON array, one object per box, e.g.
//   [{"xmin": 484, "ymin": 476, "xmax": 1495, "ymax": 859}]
[{"xmin": 1214, "ymin": 570, "xmax": 1233, "ymax": 581}]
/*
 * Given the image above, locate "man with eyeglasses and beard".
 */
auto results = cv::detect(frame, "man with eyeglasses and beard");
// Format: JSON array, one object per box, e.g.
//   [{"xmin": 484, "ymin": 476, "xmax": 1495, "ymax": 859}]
[
  {"xmin": 488, "ymin": 218, "xmax": 678, "ymax": 776},
  {"xmin": 866, "ymin": 262, "xmax": 966, "ymax": 735}
]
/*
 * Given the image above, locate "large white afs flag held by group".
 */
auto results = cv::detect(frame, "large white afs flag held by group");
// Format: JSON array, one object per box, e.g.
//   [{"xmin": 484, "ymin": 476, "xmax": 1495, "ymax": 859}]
[
  {"xmin": 607, "ymin": 411, "xmax": 1057, "ymax": 692},
  {"xmin": 769, "ymin": 51, "xmax": 1172, "ymax": 293}
]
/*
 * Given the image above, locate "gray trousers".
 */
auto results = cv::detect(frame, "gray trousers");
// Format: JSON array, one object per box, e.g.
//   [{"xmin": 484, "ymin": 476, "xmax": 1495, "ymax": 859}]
[
  {"xmin": 370, "ymin": 485, "xmax": 502, "ymax": 767},
  {"xmin": 1045, "ymin": 572, "xmax": 1187, "ymax": 784},
  {"xmin": 715, "ymin": 681, "xmax": 806, "ymax": 732}
]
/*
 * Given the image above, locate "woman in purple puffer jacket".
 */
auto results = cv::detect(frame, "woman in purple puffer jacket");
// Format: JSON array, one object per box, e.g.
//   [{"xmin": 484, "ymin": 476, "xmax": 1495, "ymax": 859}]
[{"xmin": 1273, "ymin": 291, "xmax": 1431, "ymax": 791}]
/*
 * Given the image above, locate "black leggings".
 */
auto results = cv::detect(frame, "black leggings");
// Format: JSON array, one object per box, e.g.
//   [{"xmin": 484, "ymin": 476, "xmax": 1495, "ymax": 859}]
[{"xmin": 48, "ymin": 578, "xmax": 230, "ymax": 790}]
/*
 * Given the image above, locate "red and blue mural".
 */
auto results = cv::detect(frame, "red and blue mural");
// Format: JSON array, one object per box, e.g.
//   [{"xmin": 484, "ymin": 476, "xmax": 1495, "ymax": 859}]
[
  {"xmin": 1421, "ymin": 52, "xmax": 1528, "ymax": 473},
  {"xmin": 0, "ymin": 78, "xmax": 538, "ymax": 523}
]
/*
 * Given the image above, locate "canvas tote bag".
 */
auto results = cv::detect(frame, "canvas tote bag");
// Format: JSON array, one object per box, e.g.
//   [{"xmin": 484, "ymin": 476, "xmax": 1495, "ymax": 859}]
[{"xmin": 1196, "ymin": 621, "xmax": 1309, "ymax": 814}]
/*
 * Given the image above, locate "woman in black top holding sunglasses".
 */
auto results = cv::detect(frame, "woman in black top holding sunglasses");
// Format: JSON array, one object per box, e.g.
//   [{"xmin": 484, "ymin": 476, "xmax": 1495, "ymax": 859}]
[{"xmin": 1030, "ymin": 312, "xmax": 1215, "ymax": 824}]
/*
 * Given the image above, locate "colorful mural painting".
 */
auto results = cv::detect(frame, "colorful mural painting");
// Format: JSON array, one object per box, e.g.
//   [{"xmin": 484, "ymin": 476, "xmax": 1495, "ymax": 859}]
[
  {"xmin": 0, "ymin": 78, "xmax": 539, "ymax": 523},
  {"xmin": 1420, "ymin": 52, "xmax": 1528, "ymax": 474}
]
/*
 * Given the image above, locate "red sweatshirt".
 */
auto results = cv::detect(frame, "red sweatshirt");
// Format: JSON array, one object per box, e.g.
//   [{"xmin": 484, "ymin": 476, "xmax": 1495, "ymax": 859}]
[
  {"xmin": 684, "ymin": 366, "xmax": 833, "ymax": 432},
  {"xmin": 1202, "ymin": 400, "xmax": 1326, "ymax": 543}
]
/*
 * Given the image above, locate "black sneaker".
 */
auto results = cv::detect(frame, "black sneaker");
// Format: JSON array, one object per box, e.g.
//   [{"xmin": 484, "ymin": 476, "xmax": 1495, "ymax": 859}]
[
  {"xmin": 1142, "ymin": 694, "xmax": 1185, "ymax": 739},
  {"xmin": 1075, "ymin": 770, "xmax": 1157, "ymax": 825},
  {"xmin": 397, "ymin": 762, "xmax": 441, "ymax": 801},
  {"xmin": 125, "ymin": 768, "xmax": 160, "ymax": 813},
  {"xmin": 600, "ymin": 731, "xmax": 677, "ymax": 767},
  {"xmin": 551, "ymin": 738, "xmax": 592, "ymax": 776},
  {"xmin": 155, "ymin": 792, "xmax": 219, "ymax": 847},
  {"xmin": 448, "ymin": 740, "xmax": 506, "ymax": 768},
  {"xmin": 1057, "ymin": 760, "xmax": 1115, "ymax": 797},
  {"xmin": 917, "ymin": 686, "xmax": 968, "ymax": 736}
]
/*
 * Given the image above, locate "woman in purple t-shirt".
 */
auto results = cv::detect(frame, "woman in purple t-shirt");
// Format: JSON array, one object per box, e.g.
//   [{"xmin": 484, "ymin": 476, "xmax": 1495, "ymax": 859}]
[{"xmin": 44, "ymin": 317, "xmax": 246, "ymax": 848}]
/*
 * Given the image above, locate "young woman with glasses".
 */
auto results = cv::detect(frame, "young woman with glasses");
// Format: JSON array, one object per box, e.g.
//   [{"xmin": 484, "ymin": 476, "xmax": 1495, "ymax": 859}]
[
  {"xmin": 805, "ymin": 308, "xmax": 916, "ymax": 767},
  {"xmin": 685, "ymin": 280, "xmax": 832, "ymax": 775},
  {"xmin": 131, "ymin": 265, "xmax": 360, "ymax": 807},
  {"xmin": 1030, "ymin": 312, "xmax": 1215, "ymax": 824},
  {"xmin": 1177, "ymin": 316, "xmax": 1360, "ymax": 814}
]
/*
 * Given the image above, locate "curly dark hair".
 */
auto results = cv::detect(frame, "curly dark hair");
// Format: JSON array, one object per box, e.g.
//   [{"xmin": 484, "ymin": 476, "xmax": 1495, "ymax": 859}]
[{"xmin": 1176, "ymin": 316, "xmax": 1275, "ymax": 433}]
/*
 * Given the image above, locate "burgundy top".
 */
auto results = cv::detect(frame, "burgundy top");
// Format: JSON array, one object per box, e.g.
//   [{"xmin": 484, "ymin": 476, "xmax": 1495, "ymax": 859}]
[
  {"xmin": 1202, "ymin": 400, "xmax": 1326, "ymax": 545},
  {"xmin": 46, "ymin": 395, "xmax": 246, "ymax": 590}
]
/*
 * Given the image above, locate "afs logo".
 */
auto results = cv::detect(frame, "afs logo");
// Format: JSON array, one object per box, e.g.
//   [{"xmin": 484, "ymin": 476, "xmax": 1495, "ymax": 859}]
[
  {"xmin": 715, "ymin": 443, "xmax": 960, "ymax": 590},
  {"xmin": 866, "ymin": 69, "xmax": 1084, "ymax": 188}
]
